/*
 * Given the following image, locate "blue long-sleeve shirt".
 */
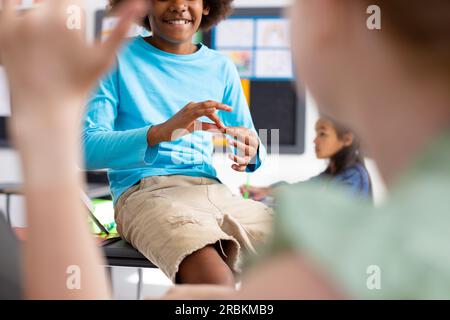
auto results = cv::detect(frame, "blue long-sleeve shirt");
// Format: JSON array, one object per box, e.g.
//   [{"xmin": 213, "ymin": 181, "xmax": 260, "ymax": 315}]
[
  {"xmin": 329, "ymin": 163, "xmax": 372, "ymax": 199},
  {"xmin": 272, "ymin": 163, "xmax": 372, "ymax": 200},
  {"xmin": 82, "ymin": 37, "xmax": 265, "ymax": 203}
]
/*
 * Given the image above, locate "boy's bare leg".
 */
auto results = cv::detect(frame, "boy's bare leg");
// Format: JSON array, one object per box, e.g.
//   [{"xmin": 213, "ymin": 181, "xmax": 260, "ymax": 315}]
[
  {"xmin": 176, "ymin": 245, "xmax": 235, "ymax": 287},
  {"xmin": 164, "ymin": 252, "xmax": 343, "ymax": 300}
]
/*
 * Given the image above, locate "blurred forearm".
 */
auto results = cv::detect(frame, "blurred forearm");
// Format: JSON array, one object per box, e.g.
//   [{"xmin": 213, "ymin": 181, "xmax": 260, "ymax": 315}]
[
  {"xmin": 0, "ymin": 0, "xmax": 147, "ymax": 299},
  {"xmin": 235, "ymin": 252, "xmax": 343, "ymax": 300},
  {"xmin": 13, "ymin": 101, "xmax": 110, "ymax": 299}
]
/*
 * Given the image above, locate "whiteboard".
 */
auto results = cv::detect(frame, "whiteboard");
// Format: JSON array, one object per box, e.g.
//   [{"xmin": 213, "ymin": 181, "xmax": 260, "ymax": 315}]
[{"xmin": 0, "ymin": 67, "xmax": 11, "ymax": 117}]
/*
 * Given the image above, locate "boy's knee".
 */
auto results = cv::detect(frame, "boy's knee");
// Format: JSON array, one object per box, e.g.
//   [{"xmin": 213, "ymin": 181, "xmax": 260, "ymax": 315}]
[
  {"xmin": 177, "ymin": 245, "xmax": 235, "ymax": 287},
  {"xmin": 201, "ymin": 268, "xmax": 235, "ymax": 287}
]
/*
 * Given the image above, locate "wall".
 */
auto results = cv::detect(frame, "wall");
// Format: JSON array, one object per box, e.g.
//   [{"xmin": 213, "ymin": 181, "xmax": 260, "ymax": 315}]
[{"xmin": 0, "ymin": 0, "xmax": 386, "ymax": 227}]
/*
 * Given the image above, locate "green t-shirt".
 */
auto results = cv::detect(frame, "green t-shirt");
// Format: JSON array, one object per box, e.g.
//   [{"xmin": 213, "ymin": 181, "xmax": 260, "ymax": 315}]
[{"xmin": 272, "ymin": 130, "xmax": 450, "ymax": 299}]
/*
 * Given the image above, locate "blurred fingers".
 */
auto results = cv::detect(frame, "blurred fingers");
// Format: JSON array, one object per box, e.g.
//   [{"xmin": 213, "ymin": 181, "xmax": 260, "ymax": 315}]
[
  {"xmin": 193, "ymin": 121, "xmax": 223, "ymax": 134},
  {"xmin": 96, "ymin": 0, "xmax": 147, "ymax": 68},
  {"xmin": 206, "ymin": 112, "xmax": 226, "ymax": 130},
  {"xmin": 232, "ymin": 164, "xmax": 247, "ymax": 172},
  {"xmin": 228, "ymin": 138, "xmax": 253, "ymax": 157},
  {"xmin": 228, "ymin": 153, "xmax": 251, "ymax": 166},
  {"xmin": 201, "ymin": 100, "xmax": 232, "ymax": 112},
  {"xmin": 224, "ymin": 127, "xmax": 258, "ymax": 148}
]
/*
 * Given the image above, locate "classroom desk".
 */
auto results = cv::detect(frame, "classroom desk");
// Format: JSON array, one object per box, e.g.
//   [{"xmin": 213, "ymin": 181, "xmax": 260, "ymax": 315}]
[
  {"xmin": 102, "ymin": 240, "xmax": 157, "ymax": 300},
  {"xmin": 102, "ymin": 238, "xmax": 156, "ymax": 269},
  {"xmin": 0, "ymin": 182, "xmax": 111, "ymax": 226},
  {"xmin": 12, "ymin": 228, "xmax": 156, "ymax": 300},
  {"xmin": 1, "ymin": 176, "xmax": 159, "ymax": 299},
  {"xmin": 0, "ymin": 182, "xmax": 157, "ymax": 269}
]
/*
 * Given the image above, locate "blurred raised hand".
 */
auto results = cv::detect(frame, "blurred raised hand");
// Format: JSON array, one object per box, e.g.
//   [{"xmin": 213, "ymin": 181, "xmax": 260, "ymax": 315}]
[
  {"xmin": 0, "ymin": 0, "xmax": 147, "ymax": 299},
  {"xmin": 0, "ymin": 0, "xmax": 147, "ymax": 124}
]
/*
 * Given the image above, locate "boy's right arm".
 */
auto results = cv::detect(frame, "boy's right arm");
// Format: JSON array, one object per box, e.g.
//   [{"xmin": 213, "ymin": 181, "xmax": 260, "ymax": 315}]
[
  {"xmin": 83, "ymin": 83, "xmax": 232, "ymax": 170},
  {"xmin": 82, "ymin": 69, "xmax": 157, "ymax": 170}
]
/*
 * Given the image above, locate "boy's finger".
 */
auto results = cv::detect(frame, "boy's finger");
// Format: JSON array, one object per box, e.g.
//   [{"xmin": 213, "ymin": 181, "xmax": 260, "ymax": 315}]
[
  {"xmin": 224, "ymin": 127, "xmax": 250, "ymax": 139},
  {"xmin": 224, "ymin": 127, "xmax": 247, "ymax": 143},
  {"xmin": 201, "ymin": 101, "xmax": 232, "ymax": 112},
  {"xmin": 228, "ymin": 153, "xmax": 250, "ymax": 166},
  {"xmin": 193, "ymin": 106, "xmax": 214, "ymax": 118},
  {"xmin": 223, "ymin": 126, "xmax": 243, "ymax": 138},
  {"xmin": 215, "ymin": 103, "xmax": 232, "ymax": 112},
  {"xmin": 98, "ymin": 0, "xmax": 147, "ymax": 61},
  {"xmin": 207, "ymin": 112, "xmax": 226, "ymax": 130},
  {"xmin": 232, "ymin": 164, "xmax": 247, "ymax": 172},
  {"xmin": 226, "ymin": 127, "xmax": 259, "ymax": 147},
  {"xmin": 228, "ymin": 138, "xmax": 251, "ymax": 156},
  {"xmin": 198, "ymin": 122, "xmax": 222, "ymax": 133}
]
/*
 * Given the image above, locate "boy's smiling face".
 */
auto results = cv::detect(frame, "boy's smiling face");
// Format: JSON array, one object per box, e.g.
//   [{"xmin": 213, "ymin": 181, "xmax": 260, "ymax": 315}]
[{"xmin": 148, "ymin": 0, "xmax": 210, "ymax": 45}]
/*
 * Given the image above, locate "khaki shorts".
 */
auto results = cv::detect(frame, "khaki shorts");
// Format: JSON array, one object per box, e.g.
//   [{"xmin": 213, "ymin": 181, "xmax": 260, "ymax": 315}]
[{"xmin": 114, "ymin": 175, "xmax": 274, "ymax": 282}]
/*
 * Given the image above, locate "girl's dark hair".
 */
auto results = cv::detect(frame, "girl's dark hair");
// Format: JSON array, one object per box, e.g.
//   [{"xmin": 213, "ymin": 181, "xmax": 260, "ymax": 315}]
[
  {"xmin": 108, "ymin": 0, "xmax": 234, "ymax": 31},
  {"xmin": 322, "ymin": 117, "xmax": 373, "ymax": 198},
  {"xmin": 324, "ymin": 120, "xmax": 365, "ymax": 176}
]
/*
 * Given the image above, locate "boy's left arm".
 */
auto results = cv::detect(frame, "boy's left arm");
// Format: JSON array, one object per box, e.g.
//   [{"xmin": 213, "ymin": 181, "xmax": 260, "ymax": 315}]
[{"xmin": 221, "ymin": 62, "xmax": 267, "ymax": 173}]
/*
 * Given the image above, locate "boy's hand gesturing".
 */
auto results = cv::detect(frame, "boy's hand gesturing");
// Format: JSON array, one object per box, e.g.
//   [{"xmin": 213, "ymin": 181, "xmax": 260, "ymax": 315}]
[
  {"xmin": 147, "ymin": 101, "xmax": 232, "ymax": 146},
  {"xmin": 225, "ymin": 126, "xmax": 260, "ymax": 172}
]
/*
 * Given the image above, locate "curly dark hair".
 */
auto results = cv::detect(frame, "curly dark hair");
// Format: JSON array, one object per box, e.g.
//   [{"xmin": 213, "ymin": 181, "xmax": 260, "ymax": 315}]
[{"xmin": 108, "ymin": 0, "xmax": 234, "ymax": 31}]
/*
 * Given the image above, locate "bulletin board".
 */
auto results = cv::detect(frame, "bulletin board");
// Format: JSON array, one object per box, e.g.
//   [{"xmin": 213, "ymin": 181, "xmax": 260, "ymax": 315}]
[
  {"xmin": 211, "ymin": 14, "xmax": 293, "ymax": 80},
  {"xmin": 204, "ymin": 8, "xmax": 305, "ymax": 154}
]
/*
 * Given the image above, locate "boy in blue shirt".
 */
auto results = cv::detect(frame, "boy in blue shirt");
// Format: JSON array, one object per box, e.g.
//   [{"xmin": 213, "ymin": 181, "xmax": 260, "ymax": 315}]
[{"xmin": 82, "ymin": 0, "xmax": 272, "ymax": 286}]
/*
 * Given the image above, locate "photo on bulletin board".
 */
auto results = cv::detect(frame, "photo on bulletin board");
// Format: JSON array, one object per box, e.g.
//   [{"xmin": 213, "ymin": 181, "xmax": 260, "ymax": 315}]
[
  {"xmin": 220, "ymin": 50, "xmax": 253, "ymax": 78},
  {"xmin": 204, "ymin": 7, "xmax": 306, "ymax": 154},
  {"xmin": 214, "ymin": 19, "xmax": 255, "ymax": 48},
  {"xmin": 254, "ymin": 50, "xmax": 293, "ymax": 79},
  {"xmin": 211, "ymin": 10, "xmax": 293, "ymax": 81},
  {"xmin": 256, "ymin": 18, "xmax": 291, "ymax": 48}
]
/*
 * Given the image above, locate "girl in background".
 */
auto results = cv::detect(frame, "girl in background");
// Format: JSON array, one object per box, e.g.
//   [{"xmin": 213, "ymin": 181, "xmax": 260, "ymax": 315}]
[{"xmin": 241, "ymin": 117, "xmax": 372, "ymax": 201}]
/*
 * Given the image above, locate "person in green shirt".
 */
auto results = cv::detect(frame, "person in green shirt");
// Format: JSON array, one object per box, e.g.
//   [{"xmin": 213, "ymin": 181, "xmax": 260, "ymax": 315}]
[{"xmin": 163, "ymin": 0, "xmax": 450, "ymax": 299}]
